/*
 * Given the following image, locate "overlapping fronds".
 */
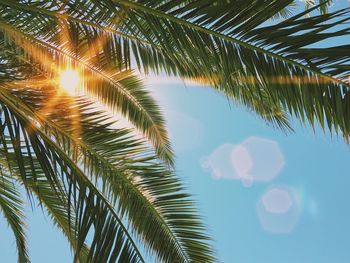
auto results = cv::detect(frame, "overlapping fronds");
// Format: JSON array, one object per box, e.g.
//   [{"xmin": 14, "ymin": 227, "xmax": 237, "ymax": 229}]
[
  {"xmin": 2, "ymin": 0, "xmax": 350, "ymax": 139},
  {"xmin": 0, "ymin": 148, "xmax": 91, "ymax": 262},
  {"xmin": 0, "ymin": 5, "xmax": 173, "ymax": 165},
  {"xmin": 0, "ymin": 0, "xmax": 350, "ymax": 262},
  {"xmin": 0, "ymin": 82, "xmax": 215, "ymax": 262},
  {"xmin": 115, "ymin": 0, "xmax": 350, "ymax": 138},
  {"xmin": 0, "ymin": 94, "xmax": 145, "ymax": 262}
]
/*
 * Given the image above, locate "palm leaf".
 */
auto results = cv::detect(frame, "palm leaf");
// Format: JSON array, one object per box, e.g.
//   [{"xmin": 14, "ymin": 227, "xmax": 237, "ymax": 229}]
[
  {"xmin": 0, "ymin": 167, "xmax": 28, "ymax": 263},
  {"xmin": 117, "ymin": 0, "xmax": 350, "ymax": 139},
  {"xmin": 0, "ymin": 96, "xmax": 145, "ymax": 262},
  {"xmin": 0, "ymin": 83, "xmax": 215, "ymax": 262},
  {"xmin": 0, "ymin": 148, "xmax": 91, "ymax": 262},
  {"xmin": 3, "ymin": 0, "xmax": 350, "ymax": 139},
  {"xmin": 0, "ymin": 11, "xmax": 174, "ymax": 165}
]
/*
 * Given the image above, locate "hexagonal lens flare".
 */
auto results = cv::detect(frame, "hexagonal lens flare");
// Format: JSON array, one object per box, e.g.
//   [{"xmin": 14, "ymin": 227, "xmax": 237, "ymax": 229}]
[
  {"xmin": 201, "ymin": 136, "xmax": 285, "ymax": 186},
  {"xmin": 257, "ymin": 186, "xmax": 301, "ymax": 233}
]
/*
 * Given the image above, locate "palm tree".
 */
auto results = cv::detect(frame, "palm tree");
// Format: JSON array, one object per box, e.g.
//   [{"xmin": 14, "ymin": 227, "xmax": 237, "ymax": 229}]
[{"xmin": 0, "ymin": 0, "xmax": 349, "ymax": 262}]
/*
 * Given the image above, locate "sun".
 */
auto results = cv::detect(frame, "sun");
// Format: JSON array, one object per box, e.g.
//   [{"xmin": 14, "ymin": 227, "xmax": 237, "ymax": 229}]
[{"xmin": 59, "ymin": 69, "xmax": 80, "ymax": 95}]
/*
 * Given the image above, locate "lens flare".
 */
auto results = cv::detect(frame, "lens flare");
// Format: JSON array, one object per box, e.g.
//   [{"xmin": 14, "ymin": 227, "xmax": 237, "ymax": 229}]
[{"xmin": 59, "ymin": 69, "xmax": 80, "ymax": 95}]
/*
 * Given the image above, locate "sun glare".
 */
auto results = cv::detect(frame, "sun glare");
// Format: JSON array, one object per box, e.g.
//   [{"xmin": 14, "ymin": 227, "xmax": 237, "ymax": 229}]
[{"xmin": 59, "ymin": 69, "xmax": 80, "ymax": 95}]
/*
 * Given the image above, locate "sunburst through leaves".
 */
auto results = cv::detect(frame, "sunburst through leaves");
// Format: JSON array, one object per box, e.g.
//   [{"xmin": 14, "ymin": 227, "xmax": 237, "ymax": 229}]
[{"xmin": 59, "ymin": 69, "xmax": 81, "ymax": 95}]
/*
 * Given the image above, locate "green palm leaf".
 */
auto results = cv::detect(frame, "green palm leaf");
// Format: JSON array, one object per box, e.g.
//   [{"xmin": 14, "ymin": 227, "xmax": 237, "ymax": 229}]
[
  {"xmin": 0, "ymin": 95, "xmax": 145, "ymax": 262},
  {"xmin": 115, "ymin": 0, "xmax": 350, "ymax": 137},
  {"xmin": 0, "ymin": 149, "xmax": 91, "ymax": 262},
  {"xmin": 0, "ymin": 12, "xmax": 174, "ymax": 165},
  {"xmin": 4, "ymin": 0, "xmax": 350, "ymax": 139},
  {"xmin": 0, "ymin": 168, "xmax": 28, "ymax": 263},
  {"xmin": 0, "ymin": 83, "xmax": 215, "ymax": 262}
]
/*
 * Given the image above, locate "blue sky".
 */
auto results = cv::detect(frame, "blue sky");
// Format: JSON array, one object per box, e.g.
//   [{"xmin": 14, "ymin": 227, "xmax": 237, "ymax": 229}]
[
  {"xmin": 149, "ymin": 80, "xmax": 350, "ymax": 263},
  {"xmin": 1, "ymin": 1, "xmax": 350, "ymax": 262}
]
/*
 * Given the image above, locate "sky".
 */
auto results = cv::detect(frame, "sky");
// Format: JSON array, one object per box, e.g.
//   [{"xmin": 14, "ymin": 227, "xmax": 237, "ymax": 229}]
[
  {"xmin": 146, "ymin": 78, "xmax": 350, "ymax": 263},
  {"xmin": 1, "ymin": 1, "xmax": 350, "ymax": 263}
]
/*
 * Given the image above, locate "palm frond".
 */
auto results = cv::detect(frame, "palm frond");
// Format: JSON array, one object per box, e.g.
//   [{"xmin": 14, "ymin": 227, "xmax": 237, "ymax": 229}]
[
  {"xmin": 0, "ymin": 166, "xmax": 28, "ymax": 263},
  {"xmin": 114, "ymin": 0, "xmax": 350, "ymax": 139},
  {"xmin": 0, "ymin": 148, "xmax": 91, "ymax": 262},
  {"xmin": 0, "ymin": 12, "xmax": 174, "ymax": 165},
  {"xmin": 0, "ymin": 83, "xmax": 215, "ymax": 262},
  {"xmin": 4, "ymin": 0, "xmax": 350, "ymax": 139},
  {"xmin": 0, "ymin": 89, "xmax": 145, "ymax": 262}
]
